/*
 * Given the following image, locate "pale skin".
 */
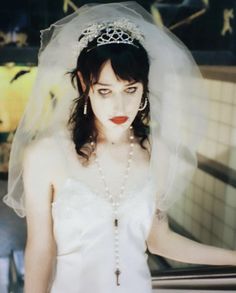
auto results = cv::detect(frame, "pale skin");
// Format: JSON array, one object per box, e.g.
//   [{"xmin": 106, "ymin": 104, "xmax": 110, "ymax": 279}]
[{"xmin": 23, "ymin": 60, "xmax": 236, "ymax": 293}]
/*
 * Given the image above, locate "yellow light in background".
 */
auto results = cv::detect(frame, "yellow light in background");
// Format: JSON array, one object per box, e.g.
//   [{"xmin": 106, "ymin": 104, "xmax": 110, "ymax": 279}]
[
  {"xmin": 0, "ymin": 65, "xmax": 37, "ymax": 132},
  {"xmin": 0, "ymin": 64, "xmax": 71, "ymax": 172}
]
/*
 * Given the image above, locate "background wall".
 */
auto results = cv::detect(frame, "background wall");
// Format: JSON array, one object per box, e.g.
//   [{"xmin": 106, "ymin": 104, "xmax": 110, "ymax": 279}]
[{"xmin": 167, "ymin": 74, "xmax": 236, "ymax": 268}]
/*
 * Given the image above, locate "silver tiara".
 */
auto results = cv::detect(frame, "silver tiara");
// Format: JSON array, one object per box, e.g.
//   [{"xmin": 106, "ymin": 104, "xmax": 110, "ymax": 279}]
[{"xmin": 78, "ymin": 18, "xmax": 144, "ymax": 52}]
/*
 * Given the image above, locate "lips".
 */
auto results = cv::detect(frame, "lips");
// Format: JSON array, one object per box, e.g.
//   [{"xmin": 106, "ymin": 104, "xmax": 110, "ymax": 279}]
[{"xmin": 109, "ymin": 116, "xmax": 128, "ymax": 124}]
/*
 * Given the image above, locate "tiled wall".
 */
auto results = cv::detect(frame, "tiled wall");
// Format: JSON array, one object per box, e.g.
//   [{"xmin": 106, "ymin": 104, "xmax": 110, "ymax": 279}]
[
  {"xmin": 199, "ymin": 79, "xmax": 236, "ymax": 166},
  {"xmin": 168, "ymin": 78, "xmax": 236, "ymax": 267}
]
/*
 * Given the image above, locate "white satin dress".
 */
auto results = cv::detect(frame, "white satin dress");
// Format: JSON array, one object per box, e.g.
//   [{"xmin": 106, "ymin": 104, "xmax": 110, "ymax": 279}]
[{"xmin": 50, "ymin": 134, "xmax": 156, "ymax": 293}]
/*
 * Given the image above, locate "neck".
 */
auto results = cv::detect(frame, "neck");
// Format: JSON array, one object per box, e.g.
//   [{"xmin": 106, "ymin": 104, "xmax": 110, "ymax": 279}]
[
  {"xmin": 95, "ymin": 121, "xmax": 132, "ymax": 145},
  {"xmin": 98, "ymin": 129, "xmax": 131, "ymax": 145}
]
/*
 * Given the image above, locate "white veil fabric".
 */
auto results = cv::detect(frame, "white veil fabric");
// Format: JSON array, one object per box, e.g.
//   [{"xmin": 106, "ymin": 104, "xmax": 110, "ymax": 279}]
[{"xmin": 3, "ymin": 1, "xmax": 208, "ymax": 217}]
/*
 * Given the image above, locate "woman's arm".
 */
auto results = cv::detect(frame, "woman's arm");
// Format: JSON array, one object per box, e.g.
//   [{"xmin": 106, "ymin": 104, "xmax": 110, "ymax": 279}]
[
  {"xmin": 146, "ymin": 209, "xmax": 236, "ymax": 266},
  {"xmin": 23, "ymin": 139, "xmax": 57, "ymax": 293}
]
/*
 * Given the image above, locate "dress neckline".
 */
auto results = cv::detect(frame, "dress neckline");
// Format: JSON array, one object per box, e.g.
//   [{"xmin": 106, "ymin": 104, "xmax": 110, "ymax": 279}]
[
  {"xmin": 52, "ymin": 171, "xmax": 153, "ymax": 207},
  {"xmin": 52, "ymin": 128, "xmax": 154, "ymax": 206}
]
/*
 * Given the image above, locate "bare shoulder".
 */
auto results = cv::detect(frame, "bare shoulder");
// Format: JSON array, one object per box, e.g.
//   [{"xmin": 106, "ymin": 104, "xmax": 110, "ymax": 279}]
[
  {"xmin": 23, "ymin": 134, "xmax": 69, "ymax": 171},
  {"xmin": 24, "ymin": 127, "xmax": 74, "ymax": 161},
  {"xmin": 23, "ymin": 132, "xmax": 74, "ymax": 198},
  {"xmin": 24, "ymin": 136, "xmax": 58, "ymax": 160},
  {"xmin": 22, "ymin": 136, "xmax": 67, "ymax": 215},
  {"xmin": 23, "ymin": 135, "xmax": 66, "ymax": 186}
]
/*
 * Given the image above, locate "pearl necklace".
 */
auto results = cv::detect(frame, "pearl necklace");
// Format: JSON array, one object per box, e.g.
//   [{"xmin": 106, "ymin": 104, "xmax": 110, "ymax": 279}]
[{"xmin": 90, "ymin": 125, "xmax": 134, "ymax": 286}]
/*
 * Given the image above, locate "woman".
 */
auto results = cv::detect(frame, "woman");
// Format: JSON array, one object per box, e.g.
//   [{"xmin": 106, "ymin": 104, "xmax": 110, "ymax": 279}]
[{"xmin": 3, "ymin": 2, "xmax": 236, "ymax": 293}]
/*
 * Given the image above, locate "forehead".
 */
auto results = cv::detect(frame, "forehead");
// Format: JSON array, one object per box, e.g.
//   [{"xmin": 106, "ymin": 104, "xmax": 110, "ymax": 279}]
[{"xmin": 95, "ymin": 60, "xmax": 134, "ymax": 85}]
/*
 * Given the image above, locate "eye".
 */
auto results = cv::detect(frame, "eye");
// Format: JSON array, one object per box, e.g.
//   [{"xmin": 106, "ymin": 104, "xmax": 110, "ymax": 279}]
[
  {"xmin": 98, "ymin": 88, "xmax": 111, "ymax": 96},
  {"xmin": 125, "ymin": 87, "xmax": 137, "ymax": 94}
]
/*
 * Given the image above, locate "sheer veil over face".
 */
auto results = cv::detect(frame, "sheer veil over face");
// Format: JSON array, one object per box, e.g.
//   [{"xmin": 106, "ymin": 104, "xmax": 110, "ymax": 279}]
[{"xmin": 3, "ymin": 2, "xmax": 208, "ymax": 217}]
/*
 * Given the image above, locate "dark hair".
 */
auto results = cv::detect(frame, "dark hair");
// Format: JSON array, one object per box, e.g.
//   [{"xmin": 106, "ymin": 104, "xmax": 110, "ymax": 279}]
[{"xmin": 68, "ymin": 36, "xmax": 150, "ymax": 164}]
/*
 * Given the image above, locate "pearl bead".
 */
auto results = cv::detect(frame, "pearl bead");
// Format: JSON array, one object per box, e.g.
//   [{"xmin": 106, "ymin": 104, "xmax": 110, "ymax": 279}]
[{"xmin": 92, "ymin": 126, "xmax": 135, "ymax": 280}]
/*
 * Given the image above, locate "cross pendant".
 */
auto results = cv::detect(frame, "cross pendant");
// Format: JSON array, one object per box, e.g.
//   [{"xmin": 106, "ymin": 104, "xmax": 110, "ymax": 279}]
[{"xmin": 115, "ymin": 269, "xmax": 121, "ymax": 286}]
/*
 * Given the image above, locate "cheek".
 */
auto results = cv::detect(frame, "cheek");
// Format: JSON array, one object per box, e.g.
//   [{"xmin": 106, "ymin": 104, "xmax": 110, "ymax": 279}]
[
  {"xmin": 127, "ymin": 93, "xmax": 143, "ymax": 113},
  {"xmin": 89, "ymin": 95, "xmax": 110, "ymax": 121},
  {"xmin": 90, "ymin": 99, "xmax": 102, "ymax": 116}
]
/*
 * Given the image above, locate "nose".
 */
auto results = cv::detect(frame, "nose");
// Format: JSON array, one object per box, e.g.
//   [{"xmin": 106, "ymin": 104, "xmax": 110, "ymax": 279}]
[{"xmin": 114, "ymin": 94, "xmax": 125, "ymax": 114}]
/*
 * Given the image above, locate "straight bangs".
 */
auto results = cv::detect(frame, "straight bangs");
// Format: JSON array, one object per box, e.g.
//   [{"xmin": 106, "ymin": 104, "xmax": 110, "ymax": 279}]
[{"xmin": 79, "ymin": 43, "xmax": 149, "ymax": 86}]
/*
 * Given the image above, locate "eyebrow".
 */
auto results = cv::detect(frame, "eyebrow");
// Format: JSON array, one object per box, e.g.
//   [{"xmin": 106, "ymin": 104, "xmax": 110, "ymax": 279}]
[{"xmin": 94, "ymin": 81, "xmax": 138, "ymax": 87}]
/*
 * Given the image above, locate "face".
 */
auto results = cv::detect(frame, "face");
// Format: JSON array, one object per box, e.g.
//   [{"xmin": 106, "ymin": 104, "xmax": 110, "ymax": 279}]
[{"xmin": 86, "ymin": 60, "xmax": 143, "ymax": 137}]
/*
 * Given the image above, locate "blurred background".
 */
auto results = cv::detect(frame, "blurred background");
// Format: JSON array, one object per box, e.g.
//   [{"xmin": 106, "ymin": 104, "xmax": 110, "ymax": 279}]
[{"xmin": 0, "ymin": 0, "xmax": 236, "ymax": 292}]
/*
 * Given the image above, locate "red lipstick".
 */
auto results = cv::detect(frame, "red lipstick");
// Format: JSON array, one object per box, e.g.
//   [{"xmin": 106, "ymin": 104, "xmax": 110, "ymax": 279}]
[{"xmin": 110, "ymin": 116, "xmax": 128, "ymax": 124}]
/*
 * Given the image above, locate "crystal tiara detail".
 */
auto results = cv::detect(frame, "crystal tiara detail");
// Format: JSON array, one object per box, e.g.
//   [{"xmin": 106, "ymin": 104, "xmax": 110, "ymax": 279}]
[{"xmin": 78, "ymin": 18, "xmax": 144, "ymax": 52}]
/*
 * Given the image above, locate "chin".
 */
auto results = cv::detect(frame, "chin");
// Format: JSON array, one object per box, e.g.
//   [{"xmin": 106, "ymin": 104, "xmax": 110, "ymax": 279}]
[{"xmin": 110, "ymin": 122, "xmax": 130, "ymax": 129}]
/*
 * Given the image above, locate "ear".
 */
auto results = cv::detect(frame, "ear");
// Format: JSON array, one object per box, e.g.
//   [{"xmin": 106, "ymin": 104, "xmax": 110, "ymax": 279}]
[{"xmin": 77, "ymin": 71, "xmax": 86, "ymax": 92}]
